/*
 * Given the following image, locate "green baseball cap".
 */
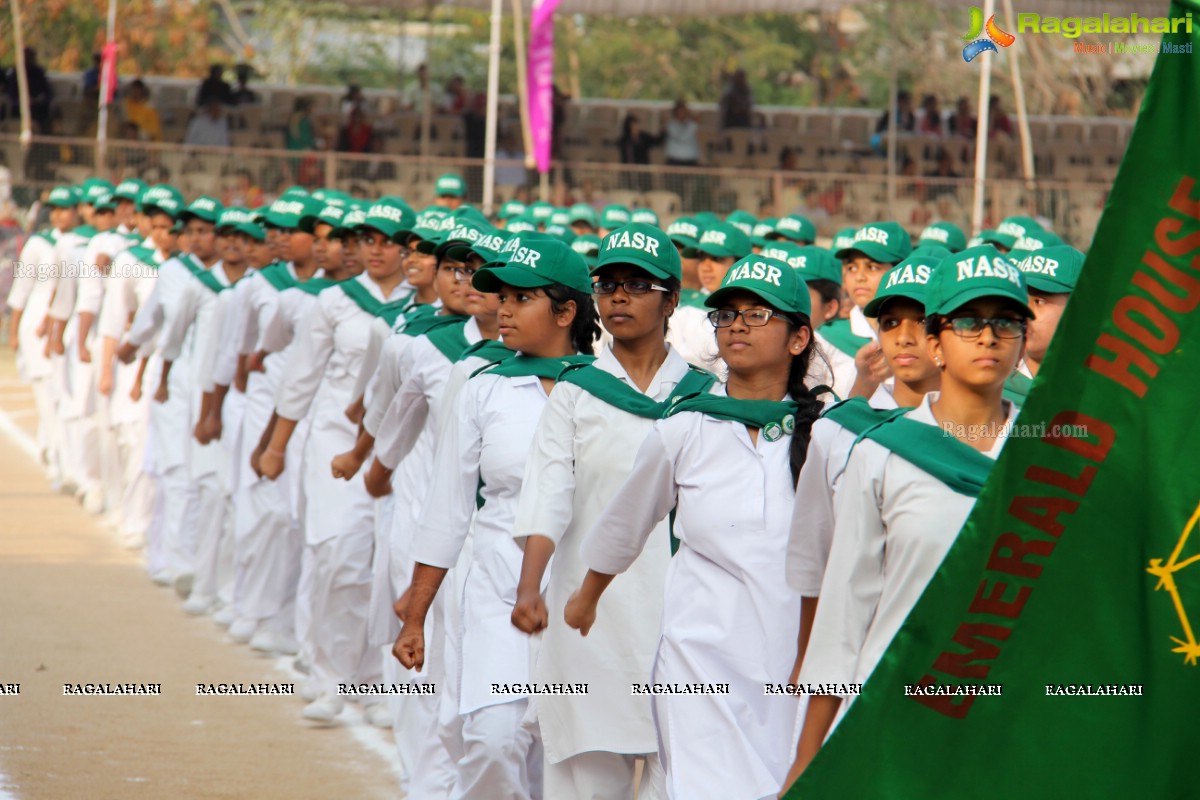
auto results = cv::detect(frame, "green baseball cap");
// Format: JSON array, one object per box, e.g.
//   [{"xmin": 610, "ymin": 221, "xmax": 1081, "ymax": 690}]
[
  {"xmin": 682, "ymin": 221, "xmax": 753, "ymax": 259},
  {"xmin": 726, "ymin": 210, "xmax": 758, "ymax": 237},
  {"xmin": 544, "ymin": 224, "xmax": 577, "ymax": 243},
  {"xmin": 925, "ymin": 245, "xmax": 1033, "ymax": 317},
  {"xmin": 300, "ymin": 203, "xmax": 349, "ymax": 234},
  {"xmin": 571, "ymin": 234, "xmax": 602, "ymax": 269},
  {"xmin": 216, "ymin": 206, "xmax": 266, "ymax": 241},
  {"xmin": 567, "ymin": 203, "xmax": 598, "ymax": 229},
  {"xmin": 599, "ymin": 204, "xmax": 631, "ymax": 230},
  {"xmin": 831, "ymin": 226, "xmax": 858, "ymax": 253},
  {"xmin": 991, "ymin": 215, "xmax": 1044, "ymax": 249},
  {"xmin": 435, "ymin": 173, "xmax": 466, "ymax": 198},
  {"xmin": 705, "ymin": 255, "xmax": 812, "ymax": 317},
  {"xmin": 751, "ymin": 217, "xmax": 779, "ymax": 247},
  {"xmin": 1013, "ymin": 244, "xmax": 1084, "ymax": 294},
  {"xmin": 835, "ymin": 221, "xmax": 913, "ymax": 264},
  {"xmin": 918, "ymin": 221, "xmax": 967, "ymax": 252},
  {"xmin": 93, "ymin": 192, "xmax": 118, "ymax": 213},
  {"xmin": 863, "ymin": 246, "xmax": 949, "ymax": 317},
  {"xmin": 969, "ymin": 229, "xmax": 1000, "ymax": 248},
  {"xmin": 760, "ymin": 242, "xmax": 842, "ymax": 285},
  {"xmin": 770, "ymin": 214, "xmax": 817, "ymax": 244},
  {"xmin": 631, "ymin": 208, "xmax": 660, "ymax": 227},
  {"xmin": 468, "ymin": 229, "xmax": 512, "ymax": 264},
  {"xmin": 113, "ymin": 178, "xmax": 148, "ymax": 203},
  {"xmin": 549, "ymin": 209, "xmax": 571, "ymax": 227},
  {"xmin": 595, "ymin": 223, "xmax": 681, "ymax": 281},
  {"xmin": 693, "ymin": 211, "xmax": 720, "ymax": 226},
  {"xmin": 47, "ymin": 185, "xmax": 81, "ymax": 208},
  {"xmin": 435, "ymin": 219, "xmax": 494, "ymax": 260},
  {"xmin": 1013, "ymin": 229, "xmax": 1064, "ymax": 251},
  {"xmin": 406, "ymin": 208, "xmax": 451, "ymax": 247},
  {"xmin": 498, "ymin": 200, "xmax": 527, "ymax": 220},
  {"xmin": 473, "ymin": 235, "xmax": 594, "ymax": 295},
  {"xmin": 506, "ymin": 215, "xmax": 538, "ymax": 235},
  {"xmin": 265, "ymin": 195, "xmax": 322, "ymax": 229},
  {"xmin": 528, "ymin": 201, "xmax": 555, "ymax": 223},
  {"xmin": 666, "ymin": 217, "xmax": 702, "ymax": 250},
  {"xmin": 358, "ymin": 197, "xmax": 417, "ymax": 240},
  {"xmin": 331, "ymin": 205, "xmax": 368, "ymax": 238},
  {"xmin": 140, "ymin": 184, "xmax": 184, "ymax": 218},
  {"xmin": 179, "ymin": 195, "xmax": 224, "ymax": 225},
  {"xmin": 79, "ymin": 178, "xmax": 115, "ymax": 205}
]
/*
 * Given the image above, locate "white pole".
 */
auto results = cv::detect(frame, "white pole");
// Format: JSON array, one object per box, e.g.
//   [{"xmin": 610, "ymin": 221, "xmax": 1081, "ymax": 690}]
[
  {"xmin": 971, "ymin": 0, "xmax": 995, "ymax": 233},
  {"xmin": 10, "ymin": 0, "xmax": 32, "ymax": 151},
  {"xmin": 482, "ymin": 0, "xmax": 503, "ymax": 215},
  {"xmin": 96, "ymin": 0, "xmax": 118, "ymax": 175},
  {"xmin": 886, "ymin": 70, "xmax": 897, "ymax": 211},
  {"xmin": 1003, "ymin": 0, "xmax": 1035, "ymax": 187},
  {"xmin": 511, "ymin": 0, "xmax": 534, "ymax": 170}
]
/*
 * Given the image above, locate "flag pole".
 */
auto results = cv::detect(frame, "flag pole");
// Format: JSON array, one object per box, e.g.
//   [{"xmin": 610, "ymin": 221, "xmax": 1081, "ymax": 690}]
[
  {"xmin": 970, "ymin": 0, "xmax": 995, "ymax": 233},
  {"xmin": 10, "ymin": 0, "xmax": 32, "ymax": 154},
  {"xmin": 1003, "ymin": 0, "xmax": 1036, "ymax": 188},
  {"xmin": 482, "ymin": 0, "xmax": 503, "ymax": 215},
  {"xmin": 96, "ymin": 0, "xmax": 118, "ymax": 176}
]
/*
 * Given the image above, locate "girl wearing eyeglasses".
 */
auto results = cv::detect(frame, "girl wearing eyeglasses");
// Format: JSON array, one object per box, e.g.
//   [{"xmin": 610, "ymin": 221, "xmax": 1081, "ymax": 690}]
[
  {"xmin": 394, "ymin": 236, "xmax": 599, "ymax": 800},
  {"xmin": 785, "ymin": 245, "xmax": 1029, "ymax": 792},
  {"xmin": 563, "ymin": 255, "xmax": 823, "ymax": 800},
  {"xmin": 258, "ymin": 198, "xmax": 417, "ymax": 723},
  {"xmin": 507, "ymin": 224, "xmax": 711, "ymax": 798}
]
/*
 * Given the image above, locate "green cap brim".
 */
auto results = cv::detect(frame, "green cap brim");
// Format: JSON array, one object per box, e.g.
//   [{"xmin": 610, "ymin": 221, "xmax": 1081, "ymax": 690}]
[
  {"xmin": 978, "ymin": 232, "xmax": 1018, "ymax": 249},
  {"xmin": 669, "ymin": 234, "xmax": 701, "ymax": 250},
  {"xmin": 834, "ymin": 242, "xmax": 898, "ymax": 262},
  {"xmin": 865, "ymin": 290, "xmax": 923, "ymax": 317},
  {"xmin": 705, "ymin": 284, "xmax": 805, "ymax": 315},
  {"xmin": 590, "ymin": 253, "xmax": 676, "ymax": 280},
  {"xmin": 472, "ymin": 263, "xmax": 557, "ymax": 292},
  {"xmin": 931, "ymin": 285, "xmax": 1033, "ymax": 318}
]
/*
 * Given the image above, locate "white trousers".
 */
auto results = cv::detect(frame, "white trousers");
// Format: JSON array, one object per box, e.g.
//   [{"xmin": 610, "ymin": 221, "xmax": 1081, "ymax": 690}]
[
  {"xmin": 455, "ymin": 700, "xmax": 543, "ymax": 800},
  {"xmin": 113, "ymin": 418, "xmax": 154, "ymax": 545},
  {"xmin": 306, "ymin": 529, "xmax": 375, "ymax": 697},
  {"xmin": 232, "ymin": 478, "xmax": 301, "ymax": 630},
  {"xmin": 146, "ymin": 465, "xmax": 199, "ymax": 581},
  {"xmin": 189, "ymin": 477, "xmax": 233, "ymax": 607},
  {"xmin": 29, "ymin": 376, "xmax": 65, "ymax": 480},
  {"xmin": 543, "ymin": 751, "xmax": 668, "ymax": 800}
]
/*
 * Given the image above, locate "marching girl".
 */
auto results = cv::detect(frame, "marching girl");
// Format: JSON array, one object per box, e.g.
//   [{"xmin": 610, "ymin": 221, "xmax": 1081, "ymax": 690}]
[
  {"xmin": 564, "ymin": 255, "xmax": 824, "ymax": 800},
  {"xmin": 510, "ymin": 223, "xmax": 707, "ymax": 799},
  {"xmin": 394, "ymin": 235, "xmax": 599, "ymax": 799},
  {"xmin": 787, "ymin": 245, "xmax": 1030, "ymax": 790},
  {"xmin": 259, "ymin": 198, "xmax": 416, "ymax": 722}
]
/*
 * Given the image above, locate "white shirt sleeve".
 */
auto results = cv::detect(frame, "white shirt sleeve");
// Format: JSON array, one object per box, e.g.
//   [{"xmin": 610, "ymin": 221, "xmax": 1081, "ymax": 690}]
[
  {"xmin": 786, "ymin": 424, "xmax": 837, "ymax": 595},
  {"xmin": 5, "ymin": 238, "xmax": 43, "ymax": 312},
  {"xmin": 579, "ymin": 424, "xmax": 677, "ymax": 575},
  {"xmin": 362, "ymin": 334, "xmax": 407, "ymax": 438},
  {"xmin": 410, "ymin": 378, "xmax": 483, "ymax": 570},
  {"xmin": 512, "ymin": 384, "xmax": 578, "ymax": 546},
  {"xmin": 275, "ymin": 290, "xmax": 337, "ymax": 421},
  {"xmin": 158, "ymin": 281, "xmax": 200, "ymax": 362},
  {"xmin": 372, "ymin": 342, "xmax": 430, "ymax": 469},
  {"xmin": 256, "ymin": 289, "xmax": 293, "ymax": 355},
  {"xmin": 125, "ymin": 279, "xmax": 166, "ymax": 350},
  {"xmin": 797, "ymin": 446, "xmax": 887, "ymax": 691},
  {"xmin": 46, "ymin": 241, "xmax": 80, "ymax": 321},
  {"xmin": 97, "ymin": 267, "xmax": 132, "ymax": 341},
  {"xmin": 209, "ymin": 281, "xmax": 249, "ymax": 388},
  {"xmin": 352, "ymin": 316, "xmax": 393, "ymax": 408}
]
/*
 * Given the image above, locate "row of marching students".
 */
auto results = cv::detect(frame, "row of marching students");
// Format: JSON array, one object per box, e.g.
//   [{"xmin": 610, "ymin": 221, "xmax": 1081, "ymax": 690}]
[{"xmin": 7, "ymin": 176, "xmax": 1084, "ymax": 799}]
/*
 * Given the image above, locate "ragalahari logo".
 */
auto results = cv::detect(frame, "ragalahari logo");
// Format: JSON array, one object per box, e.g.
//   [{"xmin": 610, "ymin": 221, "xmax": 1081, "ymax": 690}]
[{"xmin": 961, "ymin": 7, "xmax": 1016, "ymax": 62}]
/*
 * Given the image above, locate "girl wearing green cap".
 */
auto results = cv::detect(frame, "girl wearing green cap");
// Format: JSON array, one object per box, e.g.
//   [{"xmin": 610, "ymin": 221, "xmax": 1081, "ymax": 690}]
[
  {"xmin": 563, "ymin": 255, "xmax": 824, "ymax": 800},
  {"xmin": 508, "ymin": 224, "xmax": 701, "ymax": 799},
  {"xmin": 789, "ymin": 246, "xmax": 1029, "ymax": 790},
  {"xmin": 259, "ymin": 201, "xmax": 415, "ymax": 722},
  {"xmin": 394, "ymin": 236, "xmax": 599, "ymax": 799}
]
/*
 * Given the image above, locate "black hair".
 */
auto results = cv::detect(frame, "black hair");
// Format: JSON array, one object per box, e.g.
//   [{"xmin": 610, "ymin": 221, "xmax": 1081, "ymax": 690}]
[
  {"xmin": 778, "ymin": 311, "xmax": 825, "ymax": 488},
  {"xmin": 807, "ymin": 278, "xmax": 842, "ymax": 313},
  {"xmin": 543, "ymin": 283, "xmax": 601, "ymax": 355}
]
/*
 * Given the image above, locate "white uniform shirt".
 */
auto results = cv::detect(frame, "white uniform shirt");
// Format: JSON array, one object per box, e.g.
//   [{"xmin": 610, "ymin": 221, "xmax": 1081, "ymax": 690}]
[
  {"xmin": 665, "ymin": 303, "xmax": 724, "ymax": 376},
  {"xmin": 513, "ymin": 345, "xmax": 689, "ymax": 763},
  {"xmin": 125, "ymin": 255, "xmax": 194, "ymax": 357},
  {"xmin": 810, "ymin": 332, "xmax": 857, "ymax": 400},
  {"xmin": 787, "ymin": 384, "xmax": 898, "ymax": 595},
  {"xmin": 7, "ymin": 232, "xmax": 61, "ymax": 380},
  {"xmin": 799, "ymin": 392, "xmax": 1019, "ymax": 709},
  {"xmin": 579, "ymin": 385, "xmax": 801, "ymax": 800}
]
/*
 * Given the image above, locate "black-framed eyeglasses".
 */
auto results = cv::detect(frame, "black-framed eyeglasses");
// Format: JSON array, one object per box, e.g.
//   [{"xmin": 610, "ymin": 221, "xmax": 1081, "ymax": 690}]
[
  {"xmin": 448, "ymin": 266, "xmax": 477, "ymax": 282},
  {"xmin": 592, "ymin": 279, "xmax": 670, "ymax": 296},
  {"xmin": 707, "ymin": 308, "xmax": 781, "ymax": 328},
  {"xmin": 942, "ymin": 316, "xmax": 1027, "ymax": 340}
]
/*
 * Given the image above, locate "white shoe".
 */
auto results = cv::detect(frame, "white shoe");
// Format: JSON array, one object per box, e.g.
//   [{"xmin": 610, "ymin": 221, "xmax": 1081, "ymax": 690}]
[
  {"xmin": 365, "ymin": 702, "xmax": 393, "ymax": 729},
  {"xmin": 82, "ymin": 486, "xmax": 105, "ymax": 514},
  {"xmin": 212, "ymin": 605, "xmax": 237, "ymax": 627},
  {"xmin": 182, "ymin": 594, "xmax": 213, "ymax": 616},
  {"xmin": 302, "ymin": 694, "xmax": 344, "ymax": 723},
  {"xmin": 228, "ymin": 617, "xmax": 257, "ymax": 644},
  {"xmin": 299, "ymin": 680, "xmax": 321, "ymax": 702},
  {"xmin": 292, "ymin": 656, "xmax": 311, "ymax": 675},
  {"xmin": 174, "ymin": 573, "xmax": 195, "ymax": 600},
  {"xmin": 149, "ymin": 570, "xmax": 174, "ymax": 587},
  {"xmin": 249, "ymin": 628, "xmax": 300, "ymax": 656}
]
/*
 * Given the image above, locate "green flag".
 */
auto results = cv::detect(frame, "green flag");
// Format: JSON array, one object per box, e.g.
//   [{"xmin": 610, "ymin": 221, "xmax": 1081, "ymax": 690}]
[{"xmin": 788, "ymin": 6, "xmax": 1200, "ymax": 798}]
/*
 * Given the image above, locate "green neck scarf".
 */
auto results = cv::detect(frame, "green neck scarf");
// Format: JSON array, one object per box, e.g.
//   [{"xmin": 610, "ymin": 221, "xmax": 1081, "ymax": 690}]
[
  {"xmin": 558, "ymin": 363, "xmax": 717, "ymax": 420},
  {"xmin": 678, "ymin": 287, "xmax": 709, "ymax": 310},
  {"xmin": 667, "ymin": 391, "xmax": 800, "ymax": 442},
  {"xmin": 476, "ymin": 353, "xmax": 596, "ymax": 380},
  {"xmin": 423, "ymin": 319, "xmax": 473, "ymax": 362},
  {"xmin": 460, "ymin": 339, "xmax": 514, "ymax": 364},
  {"xmin": 33, "ymin": 229, "xmax": 58, "ymax": 246},
  {"xmin": 820, "ymin": 318, "xmax": 873, "ymax": 358},
  {"xmin": 180, "ymin": 253, "xmax": 228, "ymax": 294},
  {"xmin": 401, "ymin": 311, "xmax": 467, "ymax": 339},
  {"xmin": 1003, "ymin": 370, "xmax": 1033, "ymax": 406},
  {"xmin": 340, "ymin": 280, "xmax": 412, "ymax": 326},
  {"xmin": 73, "ymin": 224, "xmax": 97, "ymax": 239},
  {"xmin": 128, "ymin": 244, "xmax": 161, "ymax": 270},
  {"xmin": 821, "ymin": 396, "xmax": 907, "ymax": 435}
]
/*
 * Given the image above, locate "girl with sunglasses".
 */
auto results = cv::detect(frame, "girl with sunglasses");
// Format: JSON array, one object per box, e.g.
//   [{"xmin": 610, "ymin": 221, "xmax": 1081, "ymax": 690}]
[
  {"xmin": 787, "ymin": 245, "xmax": 1030, "ymax": 791},
  {"xmin": 564, "ymin": 255, "xmax": 823, "ymax": 800},
  {"xmin": 394, "ymin": 235, "xmax": 599, "ymax": 799}
]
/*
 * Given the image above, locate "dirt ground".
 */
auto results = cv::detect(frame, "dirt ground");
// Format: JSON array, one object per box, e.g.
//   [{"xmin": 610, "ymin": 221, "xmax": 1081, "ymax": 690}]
[{"xmin": 0, "ymin": 350, "xmax": 403, "ymax": 800}]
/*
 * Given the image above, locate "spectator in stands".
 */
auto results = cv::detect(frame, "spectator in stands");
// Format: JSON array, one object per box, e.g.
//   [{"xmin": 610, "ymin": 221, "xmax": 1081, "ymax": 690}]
[
  {"xmin": 948, "ymin": 96, "xmax": 976, "ymax": 138},
  {"xmin": 875, "ymin": 90, "xmax": 915, "ymax": 135},
  {"xmin": 618, "ymin": 114, "xmax": 660, "ymax": 191},
  {"xmin": 5, "ymin": 49, "xmax": 54, "ymax": 133},
  {"xmin": 337, "ymin": 106, "xmax": 375, "ymax": 178},
  {"xmin": 400, "ymin": 64, "xmax": 444, "ymax": 112},
  {"xmin": 121, "ymin": 80, "xmax": 162, "ymax": 141},
  {"xmin": 445, "ymin": 75, "xmax": 470, "ymax": 113},
  {"xmin": 341, "ymin": 84, "xmax": 365, "ymax": 118},
  {"xmin": 285, "ymin": 97, "xmax": 316, "ymax": 151},
  {"xmin": 918, "ymin": 94, "xmax": 943, "ymax": 136},
  {"xmin": 552, "ymin": 84, "xmax": 571, "ymax": 184},
  {"xmin": 720, "ymin": 68, "xmax": 755, "ymax": 129},
  {"xmin": 184, "ymin": 99, "xmax": 231, "ymax": 148},
  {"xmin": 223, "ymin": 168, "xmax": 264, "ymax": 208},
  {"xmin": 231, "ymin": 63, "xmax": 258, "ymax": 105},
  {"xmin": 197, "ymin": 64, "xmax": 233, "ymax": 107},
  {"xmin": 925, "ymin": 147, "xmax": 961, "ymax": 200},
  {"xmin": 663, "ymin": 100, "xmax": 701, "ymax": 167},
  {"xmin": 83, "ymin": 53, "xmax": 102, "ymax": 95},
  {"xmin": 463, "ymin": 83, "xmax": 488, "ymax": 197},
  {"xmin": 495, "ymin": 128, "xmax": 527, "ymax": 189},
  {"xmin": 989, "ymin": 95, "xmax": 1014, "ymax": 137}
]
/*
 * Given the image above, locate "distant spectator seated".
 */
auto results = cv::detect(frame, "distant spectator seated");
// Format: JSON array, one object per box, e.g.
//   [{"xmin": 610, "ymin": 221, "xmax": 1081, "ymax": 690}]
[
  {"xmin": 617, "ymin": 114, "xmax": 661, "ymax": 191},
  {"xmin": 988, "ymin": 95, "xmax": 1014, "ymax": 137},
  {"xmin": 197, "ymin": 64, "xmax": 233, "ymax": 106},
  {"xmin": 663, "ymin": 100, "xmax": 701, "ymax": 167},
  {"xmin": 337, "ymin": 107, "xmax": 375, "ymax": 154},
  {"xmin": 121, "ymin": 79, "xmax": 162, "ymax": 142},
  {"xmin": 495, "ymin": 130, "xmax": 527, "ymax": 188},
  {"xmin": 948, "ymin": 96, "xmax": 977, "ymax": 138},
  {"xmin": 184, "ymin": 100, "xmax": 231, "ymax": 148},
  {"xmin": 223, "ymin": 169, "xmax": 264, "ymax": 208},
  {"xmin": 231, "ymin": 63, "xmax": 258, "ymax": 105},
  {"xmin": 341, "ymin": 84, "xmax": 365, "ymax": 118},
  {"xmin": 875, "ymin": 90, "xmax": 916, "ymax": 135},
  {"xmin": 720, "ymin": 68, "xmax": 755, "ymax": 129},
  {"xmin": 400, "ymin": 64, "xmax": 446, "ymax": 112},
  {"xmin": 83, "ymin": 53, "xmax": 101, "ymax": 95},
  {"xmin": 918, "ymin": 94, "xmax": 943, "ymax": 136}
]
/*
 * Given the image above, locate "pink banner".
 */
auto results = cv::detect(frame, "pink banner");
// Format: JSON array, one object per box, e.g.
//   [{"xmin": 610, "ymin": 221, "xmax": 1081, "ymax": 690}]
[
  {"xmin": 100, "ymin": 42, "xmax": 119, "ymax": 105},
  {"xmin": 528, "ymin": 0, "xmax": 561, "ymax": 174}
]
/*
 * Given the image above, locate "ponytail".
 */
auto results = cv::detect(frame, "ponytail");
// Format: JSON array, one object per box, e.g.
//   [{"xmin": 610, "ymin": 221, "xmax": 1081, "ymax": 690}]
[
  {"xmin": 782, "ymin": 312, "xmax": 824, "ymax": 487},
  {"xmin": 543, "ymin": 283, "xmax": 601, "ymax": 354}
]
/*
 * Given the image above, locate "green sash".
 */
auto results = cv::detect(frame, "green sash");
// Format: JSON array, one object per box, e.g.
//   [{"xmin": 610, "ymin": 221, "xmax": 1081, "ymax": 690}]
[
  {"xmin": 1003, "ymin": 370, "xmax": 1033, "ymax": 406},
  {"xmin": 391, "ymin": 302, "xmax": 436, "ymax": 333},
  {"xmin": 476, "ymin": 354, "xmax": 595, "ymax": 380},
  {"xmin": 295, "ymin": 277, "xmax": 339, "ymax": 296},
  {"xmin": 181, "ymin": 253, "xmax": 228, "ymax": 294},
  {"xmin": 820, "ymin": 318, "xmax": 873, "ymax": 358},
  {"xmin": 401, "ymin": 311, "xmax": 466, "ymax": 339},
  {"xmin": 678, "ymin": 288, "xmax": 709, "ymax": 310},
  {"xmin": 258, "ymin": 262, "xmax": 295, "ymax": 292},
  {"xmin": 558, "ymin": 363, "xmax": 717, "ymax": 420},
  {"xmin": 821, "ymin": 396, "xmax": 906, "ymax": 436},
  {"xmin": 128, "ymin": 245, "xmax": 160, "ymax": 269},
  {"xmin": 667, "ymin": 392, "xmax": 799, "ymax": 442},
  {"xmin": 850, "ymin": 411, "xmax": 997, "ymax": 498},
  {"xmin": 424, "ymin": 320, "xmax": 473, "ymax": 362},
  {"xmin": 73, "ymin": 224, "xmax": 97, "ymax": 239},
  {"xmin": 32, "ymin": 229, "xmax": 58, "ymax": 246},
  {"xmin": 340, "ymin": 280, "xmax": 412, "ymax": 326},
  {"xmin": 460, "ymin": 339, "xmax": 514, "ymax": 364}
]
